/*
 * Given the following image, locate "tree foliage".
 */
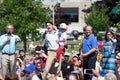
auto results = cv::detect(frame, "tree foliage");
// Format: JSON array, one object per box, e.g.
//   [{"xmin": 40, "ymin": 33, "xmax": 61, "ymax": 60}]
[
  {"xmin": 117, "ymin": 1, "xmax": 120, "ymax": 13},
  {"xmin": 0, "ymin": 0, "xmax": 50, "ymax": 50},
  {"xmin": 84, "ymin": 4, "xmax": 110, "ymax": 35},
  {"xmin": 116, "ymin": 1, "xmax": 120, "ymax": 31}
]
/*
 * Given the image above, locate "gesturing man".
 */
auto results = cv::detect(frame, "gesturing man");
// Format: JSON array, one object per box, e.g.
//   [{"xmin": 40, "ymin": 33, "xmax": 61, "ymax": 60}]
[{"xmin": 0, "ymin": 24, "xmax": 20, "ymax": 77}]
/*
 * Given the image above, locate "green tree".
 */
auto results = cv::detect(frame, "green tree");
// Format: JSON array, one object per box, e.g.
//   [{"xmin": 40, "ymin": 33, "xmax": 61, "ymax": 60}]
[
  {"xmin": 115, "ymin": 1, "xmax": 120, "ymax": 31},
  {"xmin": 84, "ymin": 4, "xmax": 110, "ymax": 35},
  {"xmin": 0, "ymin": 0, "xmax": 50, "ymax": 51}
]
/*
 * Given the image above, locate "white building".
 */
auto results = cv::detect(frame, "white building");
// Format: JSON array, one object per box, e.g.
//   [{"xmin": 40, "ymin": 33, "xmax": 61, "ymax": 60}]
[{"xmin": 38, "ymin": 0, "xmax": 95, "ymax": 33}]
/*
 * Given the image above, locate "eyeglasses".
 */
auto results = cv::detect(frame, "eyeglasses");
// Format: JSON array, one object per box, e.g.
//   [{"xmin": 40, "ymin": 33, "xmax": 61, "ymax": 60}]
[{"xmin": 107, "ymin": 34, "xmax": 111, "ymax": 35}]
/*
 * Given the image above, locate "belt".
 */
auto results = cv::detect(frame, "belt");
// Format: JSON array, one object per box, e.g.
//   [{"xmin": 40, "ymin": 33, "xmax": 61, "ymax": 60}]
[
  {"xmin": 2, "ymin": 53, "xmax": 15, "ymax": 55},
  {"xmin": 48, "ymin": 50, "xmax": 57, "ymax": 51}
]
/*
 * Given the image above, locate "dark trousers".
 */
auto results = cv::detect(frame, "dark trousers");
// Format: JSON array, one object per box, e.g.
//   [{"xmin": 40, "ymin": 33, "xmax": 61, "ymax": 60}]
[{"xmin": 83, "ymin": 53, "xmax": 96, "ymax": 80}]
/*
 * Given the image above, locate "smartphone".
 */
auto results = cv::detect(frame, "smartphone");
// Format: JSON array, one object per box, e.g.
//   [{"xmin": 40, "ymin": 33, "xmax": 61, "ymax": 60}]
[{"xmin": 84, "ymin": 69, "xmax": 93, "ymax": 75}]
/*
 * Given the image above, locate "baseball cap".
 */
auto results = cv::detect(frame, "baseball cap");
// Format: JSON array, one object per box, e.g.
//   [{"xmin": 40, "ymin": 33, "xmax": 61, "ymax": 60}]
[
  {"xmin": 59, "ymin": 23, "xmax": 67, "ymax": 29},
  {"xmin": 23, "ymin": 63, "xmax": 35, "ymax": 73},
  {"xmin": 64, "ymin": 52, "xmax": 70, "ymax": 57},
  {"xmin": 19, "ymin": 48, "xmax": 25, "ymax": 53},
  {"xmin": 72, "ymin": 54, "xmax": 78, "ymax": 58}
]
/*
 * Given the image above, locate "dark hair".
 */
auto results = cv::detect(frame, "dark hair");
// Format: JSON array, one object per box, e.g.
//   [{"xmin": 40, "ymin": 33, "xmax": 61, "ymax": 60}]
[
  {"xmin": 105, "ymin": 30, "xmax": 114, "ymax": 41},
  {"xmin": 37, "ymin": 72, "xmax": 43, "ymax": 80},
  {"xmin": 19, "ymin": 50, "xmax": 25, "ymax": 53},
  {"xmin": 5, "ymin": 72, "xmax": 19, "ymax": 80},
  {"xmin": 45, "ymin": 21, "xmax": 53, "ymax": 26}
]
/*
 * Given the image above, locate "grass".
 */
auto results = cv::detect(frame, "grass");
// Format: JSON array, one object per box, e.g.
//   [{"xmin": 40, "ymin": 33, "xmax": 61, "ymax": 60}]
[
  {"xmin": 16, "ymin": 40, "xmax": 80, "ymax": 54},
  {"xmin": 67, "ymin": 40, "xmax": 79, "ymax": 45},
  {"xmin": 67, "ymin": 40, "xmax": 80, "ymax": 52},
  {"xmin": 67, "ymin": 46, "xmax": 79, "ymax": 53}
]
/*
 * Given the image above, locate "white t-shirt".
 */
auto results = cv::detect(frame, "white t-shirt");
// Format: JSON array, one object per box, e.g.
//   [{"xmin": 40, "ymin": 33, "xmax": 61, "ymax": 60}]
[
  {"xmin": 59, "ymin": 32, "xmax": 67, "ymax": 46},
  {"xmin": 111, "ymin": 39, "xmax": 116, "ymax": 53},
  {"xmin": 32, "ymin": 75, "xmax": 40, "ymax": 80}
]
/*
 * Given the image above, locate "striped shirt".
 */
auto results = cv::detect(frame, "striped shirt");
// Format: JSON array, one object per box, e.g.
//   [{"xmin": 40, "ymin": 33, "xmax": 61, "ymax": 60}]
[{"xmin": 102, "ymin": 40, "xmax": 116, "ymax": 74}]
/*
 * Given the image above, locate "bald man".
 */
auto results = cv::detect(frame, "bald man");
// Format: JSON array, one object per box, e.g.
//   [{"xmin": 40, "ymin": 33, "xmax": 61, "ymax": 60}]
[
  {"xmin": 0, "ymin": 24, "xmax": 20, "ymax": 77},
  {"xmin": 81, "ymin": 26, "xmax": 97, "ymax": 80}
]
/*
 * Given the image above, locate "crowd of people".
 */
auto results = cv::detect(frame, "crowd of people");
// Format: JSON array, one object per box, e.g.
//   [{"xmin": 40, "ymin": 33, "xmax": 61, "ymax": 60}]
[{"xmin": 0, "ymin": 22, "xmax": 119, "ymax": 80}]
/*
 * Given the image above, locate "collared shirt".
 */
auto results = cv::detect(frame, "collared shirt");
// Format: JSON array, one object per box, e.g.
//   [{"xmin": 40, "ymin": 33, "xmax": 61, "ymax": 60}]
[
  {"xmin": 0, "ymin": 34, "xmax": 20, "ymax": 54},
  {"xmin": 81, "ymin": 34, "xmax": 97, "ymax": 54},
  {"xmin": 45, "ymin": 31, "xmax": 59, "ymax": 50}
]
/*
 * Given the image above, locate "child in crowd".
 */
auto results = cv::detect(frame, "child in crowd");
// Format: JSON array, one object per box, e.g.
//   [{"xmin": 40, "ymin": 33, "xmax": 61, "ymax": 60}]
[
  {"xmin": 35, "ymin": 62, "xmax": 43, "ymax": 73},
  {"xmin": 94, "ymin": 50, "xmax": 106, "ymax": 79},
  {"xmin": 71, "ymin": 51, "xmax": 83, "ymax": 80},
  {"xmin": 19, "ymin": 49, "xmax": 25, "ymax": 61},
  {"xmin": 33, "ymin": 53, "xmax": 44, "ymax": 71}
]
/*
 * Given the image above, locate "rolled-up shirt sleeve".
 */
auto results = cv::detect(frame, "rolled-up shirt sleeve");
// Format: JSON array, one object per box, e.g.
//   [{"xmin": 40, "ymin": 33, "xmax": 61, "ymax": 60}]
[{"xmin": 15, "ymin": 35, "xmax": 21, "ymax": 42}]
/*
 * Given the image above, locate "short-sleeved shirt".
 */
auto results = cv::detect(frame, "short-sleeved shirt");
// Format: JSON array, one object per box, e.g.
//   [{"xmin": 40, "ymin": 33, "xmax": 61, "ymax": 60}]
[
  {"xmin": 0, "ymin": 34, "xmax": 20, "ymax": 54},
  {"xmin": 59, "ymin": 32, "xmax": 67, "ymax": 46},
  {"xmin": 81, "ymin": 34, "xmax": 97, "ymax": 54},
  {"xmin": 45, "ymin": 31, "xmax": 59, "ymax": 50}
]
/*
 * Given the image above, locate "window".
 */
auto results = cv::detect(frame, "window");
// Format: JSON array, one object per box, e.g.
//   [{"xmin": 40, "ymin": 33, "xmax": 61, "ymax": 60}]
[{"xmin": 61, "ymin": 8, "xmax": 79, "ymax": 22}]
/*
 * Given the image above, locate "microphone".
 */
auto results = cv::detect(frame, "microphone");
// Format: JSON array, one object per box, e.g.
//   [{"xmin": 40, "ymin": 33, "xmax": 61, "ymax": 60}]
[{"xmin": 7, "ymin": 32, "xmax": 11, "ymax": 36}]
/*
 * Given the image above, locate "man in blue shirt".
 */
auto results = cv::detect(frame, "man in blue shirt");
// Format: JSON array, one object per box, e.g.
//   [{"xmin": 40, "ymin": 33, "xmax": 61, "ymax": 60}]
[
  {"xmin": 81, "ymin": 26, "xmax": 97, "ymax": 80},
  {"xmin": 42, "ymin": 22, "xmax": 59, "ymax": 80},
  {"xmin": 0, "ymin": 24, "xmax": 20, "ymax": 77}
]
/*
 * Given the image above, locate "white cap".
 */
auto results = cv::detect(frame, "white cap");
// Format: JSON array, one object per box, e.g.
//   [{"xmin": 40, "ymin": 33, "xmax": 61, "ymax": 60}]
[
  {"xmin": 59, "ymin": 23, "xmax": 67, "ymax": 29},
  {"xmin": 64, "ymin": 52, "xmax": 70, "ymax": 56}
]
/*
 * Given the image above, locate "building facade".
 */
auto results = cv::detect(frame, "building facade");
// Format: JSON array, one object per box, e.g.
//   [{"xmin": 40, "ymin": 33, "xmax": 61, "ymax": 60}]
[{"xmin": 39, "ymin": 0, "xmax": 96, "ymax": 33}]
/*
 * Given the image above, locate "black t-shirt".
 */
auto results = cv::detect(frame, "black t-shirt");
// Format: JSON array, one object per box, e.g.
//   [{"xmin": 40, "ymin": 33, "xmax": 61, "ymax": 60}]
[{"xmin": 61, "ymin": 61, "xmax": 74, "ymax": 78}]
